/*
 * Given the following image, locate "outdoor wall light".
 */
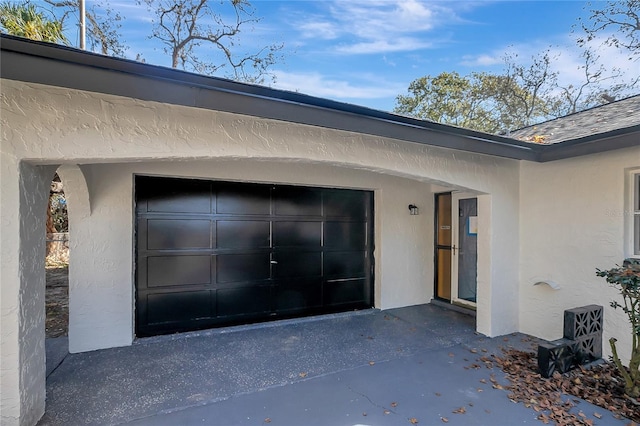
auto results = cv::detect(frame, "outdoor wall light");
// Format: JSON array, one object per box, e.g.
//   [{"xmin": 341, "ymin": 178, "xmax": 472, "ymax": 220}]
[{"xmin": 408, "ymin": 204, "xmax": 419, "ymax": 215}]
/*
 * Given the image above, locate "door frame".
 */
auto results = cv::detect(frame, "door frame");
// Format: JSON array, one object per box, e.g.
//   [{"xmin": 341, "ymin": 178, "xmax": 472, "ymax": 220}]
[{"xmin": 451, "ymin": 192, "xmax": 478, "ymax": 309}]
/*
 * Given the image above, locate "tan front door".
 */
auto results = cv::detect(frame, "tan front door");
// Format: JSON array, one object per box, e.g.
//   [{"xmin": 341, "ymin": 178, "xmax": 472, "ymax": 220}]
[{"xmin": 434, "ymin": 193, "xmax": 452, "ymax": 300}]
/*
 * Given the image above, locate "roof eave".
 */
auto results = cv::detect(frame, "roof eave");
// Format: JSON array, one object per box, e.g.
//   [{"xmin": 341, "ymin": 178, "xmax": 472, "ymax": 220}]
[
  {"xmin": 538, "ymin": 124, "xmax": 640, "ymax": 162},
  {"xmin": 0, "ymin": 35, "xmax": 540, "ymax": 162}
]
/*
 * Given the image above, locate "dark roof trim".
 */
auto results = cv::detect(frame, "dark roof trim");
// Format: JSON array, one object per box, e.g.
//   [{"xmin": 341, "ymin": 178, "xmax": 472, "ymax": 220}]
[
  {"xmin": 1, "ymin": 35, "xmax": 637, "ymax": 162},
  {"xmin": 538, "ymin": 123, "xmax": 640, "ymax": 162}
]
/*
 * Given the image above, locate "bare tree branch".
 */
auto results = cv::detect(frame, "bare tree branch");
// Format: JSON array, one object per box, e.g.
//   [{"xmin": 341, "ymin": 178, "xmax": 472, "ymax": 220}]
[
  {"xmin": 140, "ymin": 0, "xmax": 283, "ymax": 84},
  {"xmin": 43, "ymin": 0, "xmax": 128, "ymax": 57},
  {"xmin": 578, "ymin": 1, "xmax": 640, "ymax": 60}
]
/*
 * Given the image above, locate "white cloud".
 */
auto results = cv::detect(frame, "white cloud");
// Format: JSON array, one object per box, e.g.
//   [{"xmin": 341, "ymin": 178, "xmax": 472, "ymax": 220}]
[
  {"xmin": 97, "ymin": 1, "xmax": 151, "ymax": 22},
  {"xmin": 336, "ymin": 38, "xmax": 433, "ymax": 55},
  {"xmin": 289, "ymin": 0, "xmax": 466, "ymax": 55},
  {"xmin": 460, "ymin": 54, "xmax": 502, "ymax": 67},
  {"xmin": 271, "ymin": 70, "xmax": 405, "ymax": 100},
  {"xmin": 383, "ymin": 56, "xmax": 396, "ymax": 67},
  {"xmin": 298, "ymin": 21, "xmax": 340, "ymax": 40}
]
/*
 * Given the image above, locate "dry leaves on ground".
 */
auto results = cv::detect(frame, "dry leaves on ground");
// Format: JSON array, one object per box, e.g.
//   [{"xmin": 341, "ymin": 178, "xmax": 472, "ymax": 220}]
[{"xmin": 485, "ymin": 348, "xmax": 640, "ymax": 425}]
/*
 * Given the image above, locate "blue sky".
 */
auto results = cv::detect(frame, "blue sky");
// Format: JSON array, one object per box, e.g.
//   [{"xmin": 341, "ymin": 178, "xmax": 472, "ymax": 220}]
[{"xmin": 34, "ymin": 0, "xmax": 640, "ymax": 112}]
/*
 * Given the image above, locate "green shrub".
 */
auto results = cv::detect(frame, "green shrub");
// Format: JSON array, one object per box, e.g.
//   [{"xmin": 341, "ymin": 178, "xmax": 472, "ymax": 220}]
[
  {"xmin": 596, "ymin": 259, "xmax": 640, "ymax": 398},
  {"xmin": 50, "ymin": 193, "xmax": 68, "ymax": 232}
]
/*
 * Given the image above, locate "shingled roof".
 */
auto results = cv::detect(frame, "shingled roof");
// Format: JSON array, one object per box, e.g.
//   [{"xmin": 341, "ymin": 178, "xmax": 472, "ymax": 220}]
[{"xmin": 510, "ymin": 95, "xmax": 640, "ymax": 144}]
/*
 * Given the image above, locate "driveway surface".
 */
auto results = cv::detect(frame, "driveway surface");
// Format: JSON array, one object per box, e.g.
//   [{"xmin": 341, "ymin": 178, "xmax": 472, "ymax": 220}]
[{"xmin": 40, "ymin": 304, "xmax": 628, "ymax": 425}]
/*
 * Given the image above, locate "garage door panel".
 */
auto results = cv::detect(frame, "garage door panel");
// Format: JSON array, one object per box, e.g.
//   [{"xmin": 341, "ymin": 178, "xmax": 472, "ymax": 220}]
[
  {"xmin": 274, "ymin": 187, "xmax": 322, "ymax": 216},
  {"xmin": 217, "ymin": 183, "xmax": 271, "ymax": 215},
  {"xmin": 324, "ymin": 191, "xmax": 368, "ymax": 219},
  {"xmin": 147, "ymin": 255, "xmax": 211, "ymax": 287},
  {"xmin": 216, "ymin": 253, "xmax": 271, "ymax": 284},
  {"xmin": 136, "ymin": 176, "xmax": 373, "ymax": 337},
  {"xmin": 324, "ymin": 279, "xmax": 367, "ymax": 306},
  {"xmin": 324, "ymin": 221, "xmax": 367, "ymax": 249},
  {"xmin": 324, "ymin": 251, "xmax": 366, "ymax": 279},
  {"xmin": 273, "ymin": 252, "xmax": 321, "ymax": 278},
  {"xmin": 216, "ymin": 220, "xmax": 270, "ymax": 249},
  {"xmin": 273, "ymin": 221, "xmax": 321, "ymax": 247},
  {"xmin": 146, "ymin": 290, "xmax": 212, "ymax": 325},
  {"xmin": 275, "ymin": 280, "xmax": 322, "ymax": 312},
  {"xmin": 217, "ymin": 286, "xmax": 271, "ymax": 317},
  {"xmin": 140, "ymin": 177, "xmax": 212, "ymax": 214},
  {"xmin": 147, "ymin": 219, "xmax": 212, "ymax": 250}
]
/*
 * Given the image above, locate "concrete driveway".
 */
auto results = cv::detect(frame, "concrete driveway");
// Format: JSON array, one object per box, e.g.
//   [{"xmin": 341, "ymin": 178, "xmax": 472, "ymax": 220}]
[{"xmin": 39, "ymin": 304, "xmax": 628, "ymax": 425}]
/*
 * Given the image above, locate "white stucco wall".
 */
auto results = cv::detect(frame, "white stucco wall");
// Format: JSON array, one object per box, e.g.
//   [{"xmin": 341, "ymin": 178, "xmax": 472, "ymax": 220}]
[
  {"xmin": 1, "ymin": 79, "xmax": 521, "ymax": 425},
  {"xmin": 1, "ymin": 159, "xmax": 55, "ymax": 426},
  {"xmin": 68, "ymin": 161, "xmax": 434, "ymax": 353},
  {"xmin": 520, "ymin": 145, "xmax": 640, "ymax": 361}
]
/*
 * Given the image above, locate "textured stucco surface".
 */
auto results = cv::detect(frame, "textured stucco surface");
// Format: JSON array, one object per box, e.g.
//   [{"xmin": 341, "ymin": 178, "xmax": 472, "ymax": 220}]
[
  {"xmin": 519, "ymin": 145, "xmax": 640, "ymax": 362},
  {"xmin": 1, "ymin": 80, "xmax": 522, "ymax": 425},
  {"xmin": 1, "ymin": 159, "xmax": 55, "ymax": 426},
  {"xmin": 73, "ymin": 160, "xmax": 434, "ymax": 353}
]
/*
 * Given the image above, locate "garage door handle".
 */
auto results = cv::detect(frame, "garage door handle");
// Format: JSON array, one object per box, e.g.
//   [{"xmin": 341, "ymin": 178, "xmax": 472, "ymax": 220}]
[{"xmin": 270, "ymin": 260, "xmax": 278, "ymax": 264}]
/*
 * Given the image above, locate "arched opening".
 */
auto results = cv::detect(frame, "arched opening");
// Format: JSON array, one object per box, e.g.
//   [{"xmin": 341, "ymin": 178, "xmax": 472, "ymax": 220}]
[{"xmin": 45, "ymin": 171, "xmax": 69, "ymax": 376}]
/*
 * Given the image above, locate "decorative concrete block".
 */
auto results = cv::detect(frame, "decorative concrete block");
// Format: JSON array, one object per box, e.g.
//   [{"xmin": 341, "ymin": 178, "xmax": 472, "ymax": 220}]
[
  {"xmin": 538, "ymin": 305, "xmax": 603, "ymax": 377},
  {"xmin": 538, "ymin": 339, "xmax": 576, "ymax": 378},
  {"xmin": 571, "ymin": 334, "xmax": 602, "ymax": 362},
  {"xmin": 563, "ymin": 305, "xmax": 603, "ymax": 340}
]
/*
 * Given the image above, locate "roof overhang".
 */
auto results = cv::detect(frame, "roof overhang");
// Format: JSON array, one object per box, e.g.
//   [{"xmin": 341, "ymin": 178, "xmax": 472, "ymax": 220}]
[{"xmin": 1, "ymin": 35, "xmax": 637, "ymax": 162}]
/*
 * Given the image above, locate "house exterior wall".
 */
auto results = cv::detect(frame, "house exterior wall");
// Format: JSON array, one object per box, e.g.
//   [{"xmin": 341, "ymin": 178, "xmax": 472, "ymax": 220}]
[
  {"xmin": 1, "ymin": 159, "xmax": 56, "ymax": 426},
  {"xmin": 519, "ymin": 145, "xmax": 640, "ymax": 362},
  {"xmin": 1, "ymin": 79, "xmax": 520, "ymax": 425},
  {"xmin": 68, "ymin": 161, "xmax": 434, "ymax": 352}
]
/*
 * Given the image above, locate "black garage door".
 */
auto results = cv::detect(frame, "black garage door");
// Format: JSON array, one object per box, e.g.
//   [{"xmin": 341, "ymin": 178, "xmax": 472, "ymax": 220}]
[{"xmin": 135, "ymin": 175, "xmax": 374, "ymax": 337}]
